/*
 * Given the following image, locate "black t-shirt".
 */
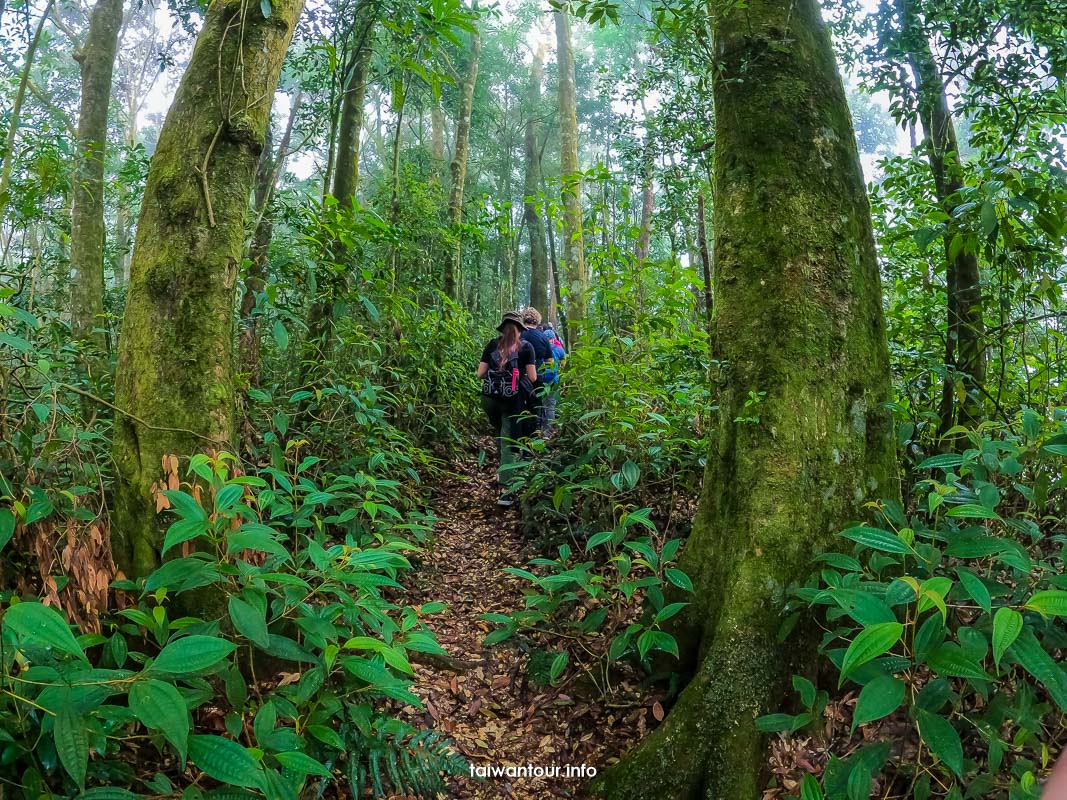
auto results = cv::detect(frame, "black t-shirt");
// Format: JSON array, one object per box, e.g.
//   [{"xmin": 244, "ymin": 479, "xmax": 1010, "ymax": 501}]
[
  {"xmin": 521, "ymin": 328, "xmax": 550, "ymax": 365},
  {"xmin": 482, "ymin": 338, "xmax": 536, "ymax": 372}
]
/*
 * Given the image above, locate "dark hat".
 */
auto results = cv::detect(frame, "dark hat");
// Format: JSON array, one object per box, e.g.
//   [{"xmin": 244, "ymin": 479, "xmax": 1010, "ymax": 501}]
[{"xmin": 496, "ymin": 311, "xmax": 523, "ymax": 332}]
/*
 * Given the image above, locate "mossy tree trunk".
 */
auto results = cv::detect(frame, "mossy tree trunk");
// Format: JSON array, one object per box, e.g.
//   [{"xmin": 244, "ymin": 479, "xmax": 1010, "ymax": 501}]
[
  {"xmin": 69, "ymin": 0, "xmax": 123, "ymax": 351},
  {"xmin": 331, "ymin": 13, "xmax": 376, "ymax": 208},
  {"xmin": 896, "ymin": 0, "xmax": 985, "ymax": 431},
  {"xmin": 430, "ymin": 97, "xmax": 446, "ymax": 182},
  {"xmin": 525, "ymin": 45, "xmax": 549, "ymax": 309},
  {"xmin": 554, "ymin": 8, "xmax": 586, "ymax": 326},
  {"xmin": 592, "ymin": 0, "xmax": 897, "ymax": 797},
  {"xmin": 696, "ymin": 187, "xmax": 712, "ymax": 335},
  {"xmin": 444, "ymin": 26, "xmax": 481, "ymax": 301},
  {"xmin": 111, "ymin": 0, "xmax": 305, "ymax": 577}
]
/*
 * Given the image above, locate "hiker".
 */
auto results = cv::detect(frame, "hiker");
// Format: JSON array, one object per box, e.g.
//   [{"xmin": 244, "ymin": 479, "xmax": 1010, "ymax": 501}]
[
  {"xmin": 519, "ymin": 307, "xmax": 551, "ymax": 436},
  {"xmin": 539, "ymin": 322, "xmax": 566, "ymax": 433},
  {"xmin": 477, "ymin": 311, "xmax": 537, "ymax": 506}
]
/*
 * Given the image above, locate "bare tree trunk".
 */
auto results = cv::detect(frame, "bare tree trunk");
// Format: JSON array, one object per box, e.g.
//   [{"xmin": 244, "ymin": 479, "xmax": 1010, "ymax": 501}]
[
  {"xmin": 444, "ymin": 26, "xmax": 481, "ymax": 300},
  {"xmin": 554, "ymin": 8, "xmax": 586, "ymax": 327},
  {"xmin": 697, "ymin": 188, "xmax": 713, "ymax": 335},
  {"xmin": 112, "ymin": 0, "xmax": 305, "ymax": 578},
  {"xmin": 70, "ymin": 0, "xmax": 124, "ymax": 351},
  {"xmin": 430, "ymin": 96, "xmax": 445, "ymax": 183}
]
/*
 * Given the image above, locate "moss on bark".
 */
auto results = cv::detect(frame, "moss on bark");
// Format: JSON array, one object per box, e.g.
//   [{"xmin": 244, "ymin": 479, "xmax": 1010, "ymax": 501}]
[
  {"xmin": 111, "ymin": 0, "xmax": 305, "ymax": 577},
  {"xmin": 592, "ymin": 0, "xmax": 897, "ymax": 796},
  {"xmin": 524, "ymin": 45, "xmax": 549, "ymax": 309},
  {"xmin": 444, "ymin": 27, "xmax": 482, "ymax": 300},
  {"xmin": 554, "ymin": 9, "xmax": 586, "ymax": 324}
]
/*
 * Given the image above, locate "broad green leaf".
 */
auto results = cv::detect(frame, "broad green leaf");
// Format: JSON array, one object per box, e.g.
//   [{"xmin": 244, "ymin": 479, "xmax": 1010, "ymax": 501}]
[
  {"xmin": 991, "ymin": 607, "xmax": 1022, "ymax": 668},
  {"xmin": 1010, "ymin": 630, "xmax": 1067, "ymax": 711},
  {"xmin": 1024, "ymin": 590, "xmax": 1067, "ymax": 618},
  {"xmin": 161, "ymin": 517, "xmax": 210, "ymax": 555},
  {"xmin": 272, "ymin": 319, "xmax": 288, "ymax": 350},
  {"xmin": 54, "ymin": 704, "xmax": 89, "ymax": 790},
  {"xmin": 585, "ymin": 531, "xmax": 614, "ymax": 551},
  {"xmin": 0, "ymin": 508, "xmax": 14, "ymax": 551},
  {"xmin": 162, "ymin": 490, "xmax": 207, "ymax": 521},
  {"xmin": 665, "ymin": 568, "xmax": 693, "ymax": 592},
  {"xmin": 129, "ymin": 679, "xmax": 189, "ymax": 761},
  {"xmin": 4, "ymin": 601, "xmax": 86, "ymax": 661},
  {"xmin": 229, "ymin": 597, "xmax": 270, "ymax": 648},
  {"xmin": 945, "ymin": 504, "xmax": 1000, "ymax": 520},
  {"xmin": 852, "ymin": 675, "xmax": 905, "ymax": 731},
  {"xmin": 800, "ymin": 774, "xmax": 824, "ymax": 800},
  {"xmin": 275, "ymin": 750, "xmax": 331, "ymax": 778},
  {"xmin": 188, "ymin": 735, "xmax": 265, "ymax": 789},
  {"xmin": 955, "ymin": 568, "xmax": 991, "ymax": 614},
  {"xmin": 915, "ymin": 708, "xmax": 964, "ymax": 777},
  {"xmin": 840, "ymin": 526, "xmax": 910, "ymax": 554},
  {"xmin": 917, "ymin": 454, "xmax": 963, "ymax": 470},
  {"xmin": 150, "ymin": 635, "xmax": 236, "ymax": 674},
  {"xmin": 926, "ymin": 643, "xmax": 991, "ymax": 681},
  {"xmin": 839, "ymin": 622, "xmax": 903, "ymax": 686}
]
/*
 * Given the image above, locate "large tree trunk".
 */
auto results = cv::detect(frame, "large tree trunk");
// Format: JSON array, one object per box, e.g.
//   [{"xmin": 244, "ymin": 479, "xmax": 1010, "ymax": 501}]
[
  {"xmin": 592, "ymin": 0, "xmax": 897, "ymax": 796},
  {"xmin": 525, "ymin": 46, "xmax": 549, "ymax": 310},
  {"xmin": 111, "ymin": 0, "xmax": 305, "ymax": 577},
  {"xmin": 897, "ymin": 0, "xmax": 985, "ymax": 431},
  {"xmin": 554, "ymin": 9, "xmax": 586, "ymax": 326},
  {"xmin": 331, "ymin": 15, "xmax": 375, "ymax": 208},
  {"xmin": 444, "ymin": 27, "xmax": 481, "ymax": 300},
  {"xmin": 69, "ymin": 0, "xmax": 124, "ymax": 350}
]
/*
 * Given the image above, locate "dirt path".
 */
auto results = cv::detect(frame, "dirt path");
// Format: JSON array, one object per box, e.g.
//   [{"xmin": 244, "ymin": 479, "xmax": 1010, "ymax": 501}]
[{"xmin": 399, "ymin": 452, "xmax": 651, "ymax": 799}]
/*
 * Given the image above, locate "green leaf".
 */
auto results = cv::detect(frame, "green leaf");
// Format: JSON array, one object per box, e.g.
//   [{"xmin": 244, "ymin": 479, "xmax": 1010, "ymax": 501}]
[
  {"xmin": 585, "ymin": 531, "xmax": 615, "ymax": 551},
  {"xmin": 955, "ymin": 568, "xmax": 991, "ymax": 614},
  {"xmin": 0, "ymin": 508, "xmax": 15, "ymax": 551},
  {"xmin": 1024, "ymin": 589, "xmax": 1067, "ymax": 618},
  {"xmin": 800, "ymin": 773, "xmax": 824, "ymax": 800},
  {"xmin": 3, "ymin": 601, "xmax": 86, "ymax": 661},
  {"xmin": 945, "ymin": 504, "xmax": 1000, "ymax": 520},
  {"xmin": 915, "ymin": 708, "xmax": 964, "ymax": 777},
  {"xmin": 54, "ymin": 704, "xmax": 89, "ymax": 790},
  {"xmin": 272, "ymin": 319, "xmax": 288, "ymax": 350},
  {"xmin": 991, "ymin": 607, "xmax": 1022, "ymax": 668},
  {"xmin": 549, "ymin": 651, "xmax": 568, "ymax": 683},
  {"xmin": 129, "ymin": 679, "xmax": 190, "ymax": 761},
  {"xmin": 275, "ymin": 751, "xmax": 331, "ymax": 778},
  {"xmin": 1010, "ymin": 630, "xmax": 1067, "ymax": 711},
  {"xmin": 852, "ymin": 675, "xmax": 905, "ymax": 731},
  {"xmin": 229, "ymin": 597, "xmax": 270, "ymax": 648},
  {"xmin": 76, "ymin": 790, "xmax": 143, "ymax": 800},
  {"xmin": 307, "ymin": 724, "xmax": 344, "ymax": 750},
  {"xmin": 161, "ymin": 517, "xmax": 210, "ymax": 555},
  {"xmin": 188, "ymin": 735, "xmax": 265, "ymax": 789},
  {"xmin": 840, "ymin": 526, "xmax": 910, "ymax": 554},
  {"xmin": 755, "ymin": 713, "xmax": 797, "ymax": 732},
  {"xmin": 665, "ymin": 568, "xmax": 692, "ymax": 592},
  {"xmin": 162, "ymin": 490, "xmax": 208, "ymax": 521},
  {"xmin": 150, "ymin": 635, "xmax": 236, "ymax": 674},
  {"xmin": 839, "ymin": 622, "xmax": 903, "ymax": 686},
  {"xmin": 926, "ymin": 643, "xmax": 991, "ymax": 681},
  {"xmin": 917, "ymin": 454, "xmax": 963, "ymax": 470}
]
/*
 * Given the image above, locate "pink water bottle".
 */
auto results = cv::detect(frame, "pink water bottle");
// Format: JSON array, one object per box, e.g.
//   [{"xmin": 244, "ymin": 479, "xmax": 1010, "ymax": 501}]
[{"xmin": 511, "ymin": 367, "xmax": 519, "ymax": 392}]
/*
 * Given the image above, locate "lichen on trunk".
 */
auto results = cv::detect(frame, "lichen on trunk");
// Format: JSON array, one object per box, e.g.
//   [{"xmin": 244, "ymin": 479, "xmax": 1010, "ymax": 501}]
[
  {"xmin": 592, "ymin": 0, "xmax": 897, "ymax": 796},
  {"xmin": 111, "ymin": 0, "xmax": 306, "ymax": 577}
]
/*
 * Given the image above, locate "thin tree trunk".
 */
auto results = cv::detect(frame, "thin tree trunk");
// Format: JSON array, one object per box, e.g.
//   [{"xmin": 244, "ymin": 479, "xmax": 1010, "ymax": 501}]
[
  {"xmin": 897, "ymin": 0, "xmax": 985, "ymax": 432},
  {"xmin": 544, "ymin": 194, "xmax": 564, "ymax": 334},
  {"xmin": 0, "ymin": 0, "xmax": 55, "ymax": 215},
  {"xmin": 697, "ymin": 188, "xmax": 713, "ymax": 335},
  {"xmin": 554, "ymin": 8, "xmax": 586, "ymax": 327},
  {"xmin": 593, "ymin": 0, "xmax": 897, "ymax": 795},
  {"xmin": 331, "ymin": 15, "xmax": 375, "ymax": 207},
  {"xmin": 635, "ymin": 147, "xmax": 654, "ymax": 263},
  {"xmin": 430, "ymin": 96, "xmax": 445, "ymax": 183},
  {"xmin": 523, "ymin": 47, "xmax": 549, "ymax": 310},
  {"xmin": 69, "ymin": 0, "xmax": 124, "ymax": 350},
  {"xmin": 444, "ymin": 26, "xmax": 481, "ymax": 300},
  {"xmin": 111, "ymin": 0, "xmax": 305, "ymax": 578}
]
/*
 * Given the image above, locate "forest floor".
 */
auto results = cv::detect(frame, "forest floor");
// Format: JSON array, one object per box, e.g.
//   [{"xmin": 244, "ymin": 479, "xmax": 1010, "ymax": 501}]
[{"xmin": 396, "ymin": 447, "xmax": 655, "ymax": 799}]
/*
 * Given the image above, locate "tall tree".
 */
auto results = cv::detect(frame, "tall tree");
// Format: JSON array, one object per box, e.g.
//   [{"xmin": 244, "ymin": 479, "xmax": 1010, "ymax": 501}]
[
  {"xmin": 895, "ymin": 0, "xmax": 986, "ymax": 431},
  {"xmin": 444, "ymin": 24, "xmax": 481, "ymax": 300},
  {"xmin": 69, "ymin": 0, "xmax": 124, "ymax": 349},
  {"xmin": 430, "ymin": 96, "xmax": 446, "ymax": 182},
  {"xmin": 592, "ymin": 0, "xmax": 897, "ymax": 795},
  {"xmin": 331, "ymin": 12, "xmax": 376, "ymax": 208},
  {"xmin": 524, "ymin": 44, "xmax": 549, "ymax": 309},
  {"xmin": 554, "ymin": 8, "xmax": 586, "ymax": 325},
  {"xmin": 111, "ymin": 0, "xmax": 305, "ymax": 577}
]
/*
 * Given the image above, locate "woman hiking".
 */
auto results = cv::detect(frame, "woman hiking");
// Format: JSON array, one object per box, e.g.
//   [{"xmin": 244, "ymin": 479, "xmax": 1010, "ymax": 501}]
[{"xmin": 477, "ymin": 311, "xmax": 538, "ymax": 506}]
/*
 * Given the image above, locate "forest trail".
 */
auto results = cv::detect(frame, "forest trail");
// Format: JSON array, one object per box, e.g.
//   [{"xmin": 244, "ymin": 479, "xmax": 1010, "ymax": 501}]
[{"xmin": 397, "ymin": 448, "xmax": 650, "ymax": 799}]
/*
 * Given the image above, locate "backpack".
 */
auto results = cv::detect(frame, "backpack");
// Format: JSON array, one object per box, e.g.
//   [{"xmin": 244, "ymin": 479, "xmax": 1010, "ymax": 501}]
[
  {"xmin": 542, "ymin": 339, "xmax": 566, "ymax": 384},
  {"xmin": 482, "ymin": 348, "xmax": 522, "ymax": 400}
]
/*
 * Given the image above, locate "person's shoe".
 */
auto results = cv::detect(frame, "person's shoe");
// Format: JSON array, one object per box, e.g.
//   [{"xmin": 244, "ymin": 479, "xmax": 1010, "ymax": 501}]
[{"xmin": 497, "ymin": 492, "xmax": 515, "ymax": 507}]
